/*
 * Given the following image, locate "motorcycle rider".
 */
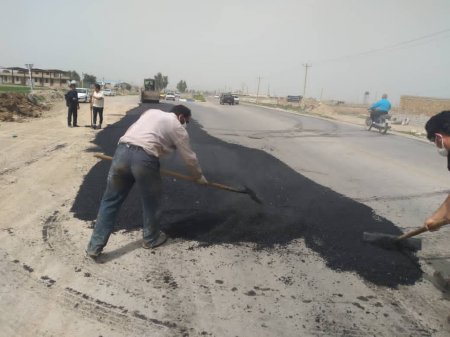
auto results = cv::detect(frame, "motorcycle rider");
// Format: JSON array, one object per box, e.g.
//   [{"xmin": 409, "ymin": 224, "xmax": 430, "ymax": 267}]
[{"xmin": 369, "ymin": 94, "xmax": 391, "ymax": 123}]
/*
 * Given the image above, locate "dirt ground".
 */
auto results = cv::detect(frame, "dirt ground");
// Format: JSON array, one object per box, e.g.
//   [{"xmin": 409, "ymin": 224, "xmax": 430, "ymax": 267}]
[{"xmin": 0, "ymin": 96, "xmax": 448, "ymax": 337}]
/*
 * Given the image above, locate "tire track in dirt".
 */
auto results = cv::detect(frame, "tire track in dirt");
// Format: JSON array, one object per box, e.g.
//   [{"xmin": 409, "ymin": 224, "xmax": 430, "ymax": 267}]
[
  {"xmin": 0, "ymin": 247, "xmax": 188, "ymax": 336},
  {"xmin": 0, "ymin": 143, "xmax": 67, "ymax": 176},
  {"xmin": 41, "ymin": 208, "xmax": 198, "ymax": 336}
]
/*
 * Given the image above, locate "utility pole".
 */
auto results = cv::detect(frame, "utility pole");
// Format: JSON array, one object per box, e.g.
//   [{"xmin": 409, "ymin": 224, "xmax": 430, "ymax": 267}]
[
  {"xmin": 256, "ymin": 76, "xmax": 261, "ymax": 103},
  {"xmin": 25, "ymin": 63, "xmax": 34, "ymax": 92},
  {"xmin": 302, "ymin": 63, "xmax": 311, "ymax": 98}
]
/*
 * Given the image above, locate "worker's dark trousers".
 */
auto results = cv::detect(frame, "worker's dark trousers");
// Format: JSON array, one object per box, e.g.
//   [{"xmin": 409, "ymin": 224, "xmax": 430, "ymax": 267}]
[
  {"xmin": 92, "ymin": 107, "xmax": 103, "ymax": 126},
  {"xmin": 87, "ymin": 143, "xmax": 162, "ymax": 255},
  {"xmin": 67, "ymin": 106, "xmax": 78, "ymax": 126}
]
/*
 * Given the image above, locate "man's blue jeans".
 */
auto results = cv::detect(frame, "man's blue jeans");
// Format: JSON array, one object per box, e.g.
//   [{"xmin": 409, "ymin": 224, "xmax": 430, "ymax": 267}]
[{"xmin": 87, "ymin": 143, "xmax": 162, "ymax": 255}]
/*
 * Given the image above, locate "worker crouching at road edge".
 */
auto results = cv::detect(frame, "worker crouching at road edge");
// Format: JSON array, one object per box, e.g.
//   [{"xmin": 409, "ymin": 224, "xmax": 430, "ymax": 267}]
[
  {"xmin": 424, "ymin": 110, "xmax": 450, "ymax": 232},
  {"xmin": 86, "ymin": 105, "xmax": 208, "ymax": 258},
  {"xmin": 424, "ymin": 110, "xmax": 450, "ymax": 322}
]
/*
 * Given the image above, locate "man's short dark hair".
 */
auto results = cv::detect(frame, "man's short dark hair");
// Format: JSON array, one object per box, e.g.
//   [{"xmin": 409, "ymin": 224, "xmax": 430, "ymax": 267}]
[
  {"xmin": 425, "ymin": 111, "xmax": 450, "ymax": 141},
  {"xmin": 171, "ymin": 105, "xmax": 191, "ymax": 118},
  {"xmin": 95, "ymin": 84, "xmax": 101, "ymax": 90}
]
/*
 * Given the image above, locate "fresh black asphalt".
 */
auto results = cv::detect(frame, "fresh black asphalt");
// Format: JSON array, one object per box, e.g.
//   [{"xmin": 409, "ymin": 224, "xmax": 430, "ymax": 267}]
[{"xmin": 72, "ymin": 103, "xmax": 422, "ymax": 288}]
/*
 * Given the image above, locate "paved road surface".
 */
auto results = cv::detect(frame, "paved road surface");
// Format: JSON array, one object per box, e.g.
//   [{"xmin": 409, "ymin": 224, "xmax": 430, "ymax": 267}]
[{"xmin": 193, "ymin": 98, "xmax": 450, "ymax": 259}]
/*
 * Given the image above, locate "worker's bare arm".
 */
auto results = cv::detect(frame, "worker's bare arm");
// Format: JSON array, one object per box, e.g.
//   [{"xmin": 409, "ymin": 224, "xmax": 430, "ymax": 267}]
[{"xmin": 424, "ymin": 194, "xmax": 450, "ymax": 231}]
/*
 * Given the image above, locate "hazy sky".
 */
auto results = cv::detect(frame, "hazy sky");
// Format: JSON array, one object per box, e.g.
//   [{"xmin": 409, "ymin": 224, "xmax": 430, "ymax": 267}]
[{"xmin": 1, "ymin": 0, "xmax": 450, "ymax": 104}]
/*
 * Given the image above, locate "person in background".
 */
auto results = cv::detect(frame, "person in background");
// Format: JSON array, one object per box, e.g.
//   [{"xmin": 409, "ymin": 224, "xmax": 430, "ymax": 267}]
[
  {"xmin": 65, "ymin": 82, "xmax": 80, "ymax": 127},
  {"xmin": 369, "ymin": 93, "xmax": 391, "ymax": 123},
  {"xmin": 86, "ymin": 105, "xmax": 208, "ymax": 258},
  {"xmin": 90, "ymin": 84, "xmax": 104, "ymax": 129}
]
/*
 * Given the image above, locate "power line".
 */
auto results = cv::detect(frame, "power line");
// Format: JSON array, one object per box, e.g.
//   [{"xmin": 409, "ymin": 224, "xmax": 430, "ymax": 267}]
[{"xmin": 316, "ymin": 28, "xmax": 450, "ymax": 64}]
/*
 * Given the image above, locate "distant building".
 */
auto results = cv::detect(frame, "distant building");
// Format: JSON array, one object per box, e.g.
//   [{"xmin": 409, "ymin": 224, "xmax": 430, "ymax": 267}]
[{"xmin": 0, "ymin": 67, "xmax": 71, "ymax": 88}]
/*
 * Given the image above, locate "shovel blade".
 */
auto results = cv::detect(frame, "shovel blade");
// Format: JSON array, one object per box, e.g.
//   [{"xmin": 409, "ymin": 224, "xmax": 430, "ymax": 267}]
[{"xmin": 363, "ymin": 232, "xmax": 422, "ymax": 251}]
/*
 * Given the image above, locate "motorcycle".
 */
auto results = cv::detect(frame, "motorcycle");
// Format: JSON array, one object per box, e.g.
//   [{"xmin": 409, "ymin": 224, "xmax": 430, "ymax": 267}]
[{"xmin": 365, "ymin": 109, "xmax": 391, "ymax": 134}]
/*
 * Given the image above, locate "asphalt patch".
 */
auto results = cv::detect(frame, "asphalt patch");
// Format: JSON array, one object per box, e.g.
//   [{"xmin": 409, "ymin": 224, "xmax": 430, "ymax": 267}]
[{"xmin": 72, "ymin": 103, "xmax": 422, "ymax": 288}]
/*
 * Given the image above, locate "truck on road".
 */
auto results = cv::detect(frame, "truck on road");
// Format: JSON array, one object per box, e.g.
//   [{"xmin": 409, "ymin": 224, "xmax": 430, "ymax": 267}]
[{"xmin": 141, "ymin": 78, "xmax": 159, "ymax": 103}]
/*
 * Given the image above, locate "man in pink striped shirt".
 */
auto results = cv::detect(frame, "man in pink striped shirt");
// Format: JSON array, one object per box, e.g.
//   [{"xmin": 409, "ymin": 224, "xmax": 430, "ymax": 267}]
[{"xmin": 86, "ymin": 105, "xmax": 207, "ymax": 258}]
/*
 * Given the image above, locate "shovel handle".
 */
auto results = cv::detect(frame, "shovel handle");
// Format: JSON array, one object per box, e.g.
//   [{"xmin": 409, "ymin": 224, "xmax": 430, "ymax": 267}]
[
  {"xmin": 396, "ymin": 227, "xmax": 428, "ymax": 241},
  {"xmin": 397, "ymin": 218, "xmax": 450, "ymax": 241},
  {"xmin": 93, "ymin": 153, "xmax": 113, "ymax": 161},
  {"xmin": 93, "ymin": 154, "xmax": 197, "ymax": 181},
  {"xmin": 93, "ymin": 153, "xmax": 242, "ymax": 193},
  {"xmin": 163, "ymin": 171, "xmax": 242, "ymax": 192}
]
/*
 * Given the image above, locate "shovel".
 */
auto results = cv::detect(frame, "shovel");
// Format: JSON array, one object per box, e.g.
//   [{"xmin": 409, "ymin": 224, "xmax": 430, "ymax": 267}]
[
  {"xmin": 90, "ymin": 105, "xmax": 93, "ymax": 128},
  {"xmin": 93, "ymin": 153, "xmax": 262, "ymax": 204},
  {"xmin": 363, "ymin": 219, "xmax": 448, "ymax": 251}
]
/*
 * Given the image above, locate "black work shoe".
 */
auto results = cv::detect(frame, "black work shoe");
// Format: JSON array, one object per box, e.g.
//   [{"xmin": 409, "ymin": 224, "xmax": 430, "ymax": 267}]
[
  {"xmin": 73, "ymin": 124, "xmax": 80, "ymax": 127},
  {"xmin": 142, "ymin": 232, "xmax": 168, "ymax": 249},
  {"xmin": 68, "ymin": 124, "xmax": 72, "ymax": 127}
]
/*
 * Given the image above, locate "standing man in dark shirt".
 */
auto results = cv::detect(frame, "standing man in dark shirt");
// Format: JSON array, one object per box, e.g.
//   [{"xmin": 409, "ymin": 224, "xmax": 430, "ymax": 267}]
[{"xmin": 65, "ymin": 82, "xmax": 80, "ymax": 127}]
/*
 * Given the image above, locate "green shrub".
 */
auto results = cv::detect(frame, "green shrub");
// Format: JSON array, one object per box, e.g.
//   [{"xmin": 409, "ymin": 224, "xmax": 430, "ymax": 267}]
[
  {"xmin": 193, "ymin": 94, "xmax": 206, "ymax": 102},
  {"xmin": 0, "ymin": 85, "xmax": 31, "ymax": 94}
]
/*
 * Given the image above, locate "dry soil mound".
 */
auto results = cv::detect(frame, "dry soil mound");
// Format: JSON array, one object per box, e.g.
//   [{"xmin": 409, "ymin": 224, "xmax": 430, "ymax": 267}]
[{"xmin": 0, "ymin": 92, "xmax": 49, "ymax": 121}]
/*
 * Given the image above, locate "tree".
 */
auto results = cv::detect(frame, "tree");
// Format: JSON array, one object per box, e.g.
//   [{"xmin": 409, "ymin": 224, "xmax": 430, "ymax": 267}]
[
  {"xmin": 83, "ymin": 73, "xmax": 97, "ymax": 88},
  {"xmin": 67, "ymin": 70, "xmax": 80, "ymax": 82},
  {"xmin": 155, "ymin": 72, "xmax": 169, "ymax": 91},
  {"xmin": 176, "ymin": 80, "xmax": 187, "ymax": 93},
  {"xmin": 120, "ymin": 82, "xmax": 132, "ymax": 90}
]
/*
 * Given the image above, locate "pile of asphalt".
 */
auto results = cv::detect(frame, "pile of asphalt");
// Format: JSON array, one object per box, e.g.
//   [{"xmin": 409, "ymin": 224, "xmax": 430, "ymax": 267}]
[{"xmin": 72, "ymin": 103, "xmax": 422, "ymax": 288}]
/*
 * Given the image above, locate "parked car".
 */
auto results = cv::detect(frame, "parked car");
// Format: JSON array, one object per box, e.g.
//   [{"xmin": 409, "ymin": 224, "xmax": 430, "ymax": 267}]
[
  {"xmin": 232, "ymin": 94, "xmax": 240, "ymax": 105},
  {"xmin": 103, "ymin": 89, "xmax": 116, "ymax": 96},
  {"xmin": 220, "ymin": 93, "xmax": 234, "ymax": 105},
  {"xmin": 76, "ymin": 88, "xmax": 90, "ymax": 103},
  {"xmin": 165, "ymin": 92, "xmax": 176, "ymax": 101}
]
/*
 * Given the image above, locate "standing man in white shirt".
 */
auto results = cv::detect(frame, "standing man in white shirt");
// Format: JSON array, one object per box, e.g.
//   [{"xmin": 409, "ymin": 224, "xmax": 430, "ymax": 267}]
[
  {"xmin": 86, "ymin": 105, "xmax": 208, "ymax": 258},
  {"xmin": 90, "ymin": 84, "xmax": 104, "ymax": 129}
]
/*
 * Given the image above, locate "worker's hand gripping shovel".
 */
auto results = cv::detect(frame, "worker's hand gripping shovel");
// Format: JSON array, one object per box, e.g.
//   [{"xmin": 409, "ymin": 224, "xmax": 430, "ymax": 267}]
[{"xmin": 94, "ymin": 153, "xmax": 262, "ymax": 204}]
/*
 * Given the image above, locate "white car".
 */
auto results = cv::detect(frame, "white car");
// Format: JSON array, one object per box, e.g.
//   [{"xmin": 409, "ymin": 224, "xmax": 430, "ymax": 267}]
[
  {"xmin": 76, "ymin": 88, "xmax": 90, "ymax": 103},
  {"xmin": 103, "ymin": 89, "xmax": 116, "ymax": 96},
  {"xmin": 165, "ymin": 92, "xmax": 176, "ymax": 101}
]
